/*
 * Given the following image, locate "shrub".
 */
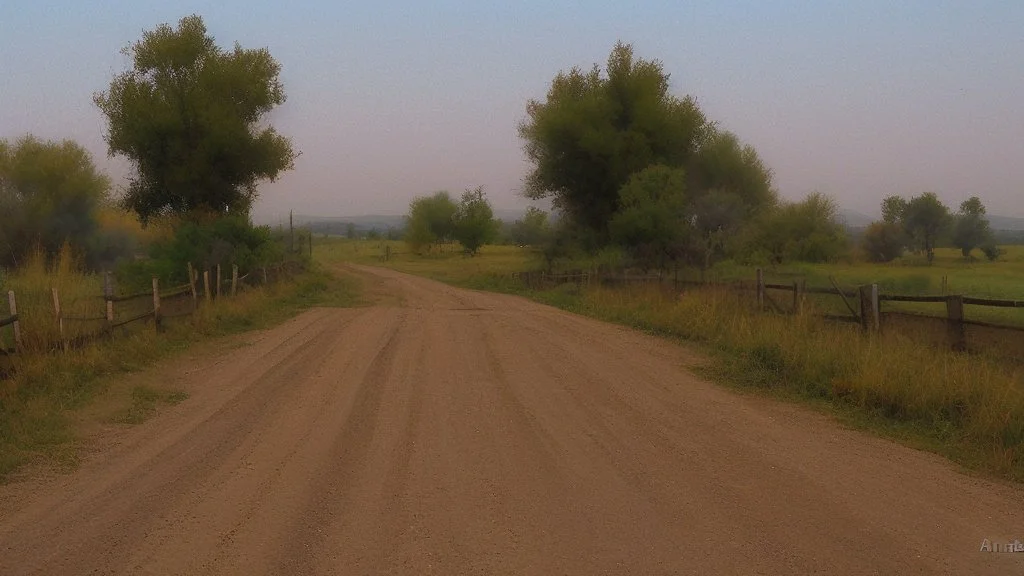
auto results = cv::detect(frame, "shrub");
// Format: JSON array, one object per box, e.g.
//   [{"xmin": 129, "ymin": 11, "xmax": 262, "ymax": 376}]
[{"xmin": 117, "ymin": 216, "xmax": 284, "ymax": 290}]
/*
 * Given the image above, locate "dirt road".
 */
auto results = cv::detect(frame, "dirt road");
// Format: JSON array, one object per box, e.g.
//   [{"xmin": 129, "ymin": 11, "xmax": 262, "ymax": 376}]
[{"xmin": 1, "ymin": 265, "xmax": 1022, "ymax": 575}]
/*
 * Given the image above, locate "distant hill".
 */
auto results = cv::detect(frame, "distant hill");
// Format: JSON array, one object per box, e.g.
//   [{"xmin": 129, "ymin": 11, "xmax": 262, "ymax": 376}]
[
  {"xmin": 987, "ymin": 215, "xmax": 1024, "ymax": 231},
  {"xmin": 837, "ymin": 209, "xmax": 875, "ymax": 228}
]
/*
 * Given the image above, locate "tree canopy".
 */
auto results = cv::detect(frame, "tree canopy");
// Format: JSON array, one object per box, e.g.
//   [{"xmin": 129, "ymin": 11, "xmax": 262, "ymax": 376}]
[
  {"xmin": 94, "ymin": 14, "xmax": 295, "ymax": 224},
  {"xmin": 951, "ymin": 196, "xmax": 992, "ymax": 259},
  {"xmin": 0, "ymin": 135, "xmax": 110, "ymax": 268},
  {"xmin": 452, "ymin": 187, "xmax": 499, "ymax": 256},
  {"xmin": 519, "ymin": 42, "xmax": 709, "ymax": 240},
  {"xmin": 742, "ymin": 192, "xmax": 847, "ymax": 264},
  {"xmin": 609, "ymin": 165, "xmax": 690, "ymax": 270},
  {"xmin": 405, "ymin": 191, "xmax": 458, "ymax": 253},
  {"xmin": 902, "ymin": 192, "xmax": 950, "ymax": 263}
]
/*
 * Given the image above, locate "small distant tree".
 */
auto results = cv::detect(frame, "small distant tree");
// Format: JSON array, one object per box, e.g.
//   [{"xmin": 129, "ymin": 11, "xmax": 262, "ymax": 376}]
[
  {"xmin": 951, "ymin": 196, "xmax": 992, "ymax": 259},
  {"xmin": 510, "ymin": 207, "xmax": 551, "ymax": 246},
  {"xmin": 742, "ymin": 192, "xmax": 846, "ymax": 264},
  {"xmin": 404, "ymin": 191, "xmax": 458, "ymax": 253},
  {"xmin": 881, "ymin": 195, "xmax": 907, "ymax": 224},
  {"xmin": 981, "ymin": 243, "xmax": 1002, "ymax": 262},
  {"xmin": 902, "ymin": 192, "xmax": 949, "ymax": 263},
  {"xmin": 345, "ymin": 222, "xmax": 357, "ymax": 239},
  {"xmin": 609, "ymin": 165, "xmax": 691, "ymax": 271},
  {"xmin": 452, "ymin": 187, "xmax": 498, "ymax": 256},
  {"xmin": 94, "ymin": 15, "xmax": 295, "ymax": 224},
  {"xmin": 861, "ymin": 221, "xmax": 905, "ymax": 263}
]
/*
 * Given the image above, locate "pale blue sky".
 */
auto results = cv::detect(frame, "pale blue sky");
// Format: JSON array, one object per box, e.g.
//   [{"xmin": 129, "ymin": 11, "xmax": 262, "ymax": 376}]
[{"xmin": 2, "ymin": 1, "xmax": 1022, "ymax": 222}]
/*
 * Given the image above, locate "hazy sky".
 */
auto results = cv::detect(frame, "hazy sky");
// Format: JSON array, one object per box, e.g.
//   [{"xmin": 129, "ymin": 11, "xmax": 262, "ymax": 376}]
[{"xmin": 2, "ymin": 1, "xmax": 1022, "ymax": 223}]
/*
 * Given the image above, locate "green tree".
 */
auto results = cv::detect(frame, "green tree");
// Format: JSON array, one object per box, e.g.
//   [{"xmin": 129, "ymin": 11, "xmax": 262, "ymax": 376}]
[
  {"xmin": 688, "ymin": 130, "xmax": 776, "ymax": 213},
  {"xmin": 0, "ymin": 135, "xmax": 110, "ymax": 268},
  {"xmin": 345, "ymin": 222, "xmax": 357, "ymax": 239},
  {"xmin": 881, "ymin": 195, "xmax": 907, "ymax": 224},
  {"xmin": 94, "ymin": 14, "xmax": 296, "ymax": 224},
  {"xmin": 510, "ymin": 207, "xmax": 551, "ymax": 246},
  {"xmin": 609, "ymin": 166, "xmax": 691, "ymax": 271},
  {"xmin": 951, "ymin": 196, "xmax": 992, "ymax": 259},
  {"xmin": 861, "ymin": 221, "xmax": 905, "ymax": 263},
  {"xmin": 690, "ymin": 188, "xmax": 747, "ymax": 272},
  {"xmin": 404, "ymin": 191, "xmax": 458, "ymax": 253},
  {"xmin": 902, "ymin": 192, "xmax": 949, "ymax": 263},
  {"xmin": 452, "ymin": 187, "xmax": 498, "ymax": 256},
  {"xmin": 743, "ymin": 193, "xmax": 846, "ymax": 264},
  {"xmin": 519, "ymin": 42, "xmax": 708, "ymax": 240},
  {"xmin": 981, "ymin": 243, "xmax": 1002, "ymax": 262}
]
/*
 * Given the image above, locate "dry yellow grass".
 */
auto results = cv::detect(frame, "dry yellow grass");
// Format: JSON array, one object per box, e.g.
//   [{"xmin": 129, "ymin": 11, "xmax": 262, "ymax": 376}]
[
  {"xmin": 555, "ymin": 283, "xmax": 1024, "ymax": 479},
  {"xmin": 0, "ymin": 245, "xmax": 105, "ymax": 353}
]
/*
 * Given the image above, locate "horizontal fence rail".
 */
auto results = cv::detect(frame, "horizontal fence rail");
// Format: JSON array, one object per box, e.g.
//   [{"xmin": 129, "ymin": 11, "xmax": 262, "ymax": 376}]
[{"xmin": 510, "ymin": 267, "xmax": 1024, "ymax": 356}]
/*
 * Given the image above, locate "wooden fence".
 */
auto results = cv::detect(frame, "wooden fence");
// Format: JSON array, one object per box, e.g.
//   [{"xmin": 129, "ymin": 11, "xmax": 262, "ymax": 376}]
[
  {"xmin": 513, "ymin": 268, "xmax": 1024, "ymax": 355},
  {"xmin": 0, "ymin": 260, "xmax": 303, "ymax": 361}
]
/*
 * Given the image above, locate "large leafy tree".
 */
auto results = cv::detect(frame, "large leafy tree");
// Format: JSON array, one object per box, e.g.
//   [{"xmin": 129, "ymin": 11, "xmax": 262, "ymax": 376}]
[
  {"xmin": 94, "ymin": 15, "xmax": 295, "ymax": 224},
  {"xmin": 951, "ymin": 196, "xmax": 992, "ymax": 259},
  {"xmin": 0, "ymin": 135, "xmax": 110, "ymax": 267},
  {"xmin": 519, "ymin": 42, "xmax": 709, "ymax": 239}
]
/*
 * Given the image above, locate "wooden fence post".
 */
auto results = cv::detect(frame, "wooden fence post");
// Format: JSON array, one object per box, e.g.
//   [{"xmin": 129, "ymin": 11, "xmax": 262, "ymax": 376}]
[
  {"xmin": 152, "ymin": 277, "xmax": 161, "ymax": 330},
  {"xmin": 52, "ymin": 288, "xmax": 67, "ymax": 353},
  {"xmin": 946, "ymin": 295, "xmax": 966, "ymax": 351},
  {"xmin": 8, "ymin": 290, "xmax": 20, "ymax": 351},
  {"xmin": 858, "ymin": 285, "xmax": 879, "ymax": 332},
  {"xmin": 231, "ymin": 265, "xmax": 238, "ymax": 297},
  {"xmin": 203, "ymin": 271, "xmax": 211, "ymax": 305},
  {"xmin": 792, "ymin": 281, "xmax": 803, "ymax": 315},
  {"xmin": 871, "ymin": 283, "xmax": 880, "ymax": 331},
  {"xmin": 104, "ymin": 271, "xmax": 115, "ymax": 326},
  {"xmin": 262, "ymin": 267, "xmax": 268, "ymax": 285},
  {"xmin": 216, "ymin": 265, "xmax": 222, "ymax": 299},
  {"xmin": 756, "ymin": 268, "xmax": 765, "ymax": 311},
  {"xmin": 187, "ymin": 263, "xmax": 198, "ymax": 310}
]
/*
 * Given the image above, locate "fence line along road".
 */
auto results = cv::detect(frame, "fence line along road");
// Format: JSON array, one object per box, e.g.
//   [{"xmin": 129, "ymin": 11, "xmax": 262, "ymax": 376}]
[
  {"xmin": 0, "ymin": 259, "xmax": 303, "ymax": 368},
  {"xmin": 515, "ymin": 268, "xmax": 1024, "ymax": 353}
]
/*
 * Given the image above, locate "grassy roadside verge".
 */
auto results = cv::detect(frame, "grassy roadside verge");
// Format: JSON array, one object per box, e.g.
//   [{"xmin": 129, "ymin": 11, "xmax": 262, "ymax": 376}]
[
  {"xmin": 0, "ymin": 266, "xmax": 360, "ymax": 482},
  {"xmin": 322, "ymin": 242, "xmax": 1024, "ymax": 483}
]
